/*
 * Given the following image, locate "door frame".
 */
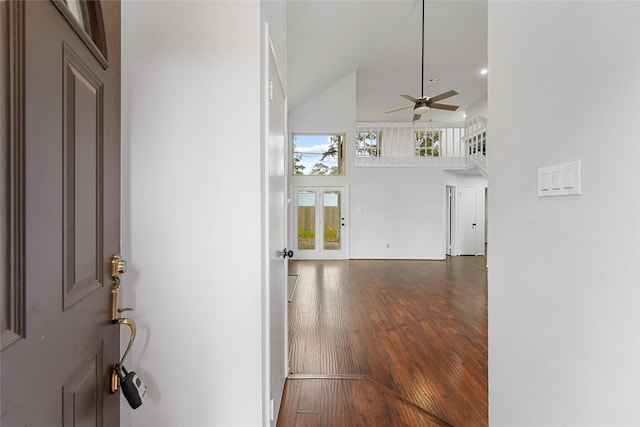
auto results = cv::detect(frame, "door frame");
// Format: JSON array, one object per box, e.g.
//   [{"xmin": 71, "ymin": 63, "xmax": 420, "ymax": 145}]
[
  {"xmin": 291, "ymin": 185, "xmax": 349, "ymax": 260},
  {"xmin": 459, "ymin": 185, "xmax": 481, "ymax": 256},
  {"xmin": 445, "ymin": 185, "xmax": 457, "ymax": 256}
]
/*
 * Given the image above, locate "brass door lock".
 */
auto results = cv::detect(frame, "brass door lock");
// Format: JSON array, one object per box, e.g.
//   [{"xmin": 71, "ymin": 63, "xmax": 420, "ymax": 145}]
[
  {"xmin": 111, "ymin": 253, "xmax": 127, "ymax": 279},
  {"xmin": 110, "ymin": 253, "xmax": 128, "ymax": 321}
]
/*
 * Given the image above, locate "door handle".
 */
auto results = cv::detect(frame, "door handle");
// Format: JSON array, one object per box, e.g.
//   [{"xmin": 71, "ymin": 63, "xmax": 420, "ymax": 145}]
[
  {"xmin": 107, "ymin": 255, "xmax": 148, "ymax": 407},
  {"xmin": 115, "ymin": 317, "xmax": 136, "ymax": 371},
  {"xmin": 282, "ymin": 248, "xmax": 294, "ymax": 259}
]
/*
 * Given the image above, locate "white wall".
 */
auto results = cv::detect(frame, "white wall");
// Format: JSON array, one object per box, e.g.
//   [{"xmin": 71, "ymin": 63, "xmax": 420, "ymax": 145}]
[
  {"xmin": 488, "ymin": 2, "xmax": 640, "ymax": 425},
  {"xmin": 349, "ymin": 167, "xmax": 447, "ymax": 259},
  {"xmin": 289, "ymin": 71, "xmax": 451, "ymax": 259},
  {"xmin": 289, "ymin": 71, "xmax": 356, "ymax": 179},
  {"xmin": 121, "ymin": 2, "xmax": 267, "ymax": 426},
  {"xmin": 465, "ymin": 95, "xmax": 487, "ymax": 120}
]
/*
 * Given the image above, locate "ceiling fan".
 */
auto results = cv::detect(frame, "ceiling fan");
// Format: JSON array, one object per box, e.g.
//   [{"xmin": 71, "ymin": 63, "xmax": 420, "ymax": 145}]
[{"xmin": 385, "ymin": 0, "xmax": 459, "ymax": 121}]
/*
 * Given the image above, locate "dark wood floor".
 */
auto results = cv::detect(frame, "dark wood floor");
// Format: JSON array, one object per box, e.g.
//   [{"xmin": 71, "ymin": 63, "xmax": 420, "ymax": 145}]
[{"xmin": 278, "ymin": 257, "xmax": 488, "ymax": 427}]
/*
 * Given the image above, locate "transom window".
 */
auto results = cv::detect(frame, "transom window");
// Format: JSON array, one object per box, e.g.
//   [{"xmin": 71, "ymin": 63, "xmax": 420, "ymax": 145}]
[
  {"xmin": 292, "ymin": 133, "xmax": 345, "ymax": 176},
  {"xmin": 415, "ymin": 130, "xmax": 441, "ymax": 157},
  {"xmin": 355, "ymin": 130, "xmax": 382, "ymax": 157}
]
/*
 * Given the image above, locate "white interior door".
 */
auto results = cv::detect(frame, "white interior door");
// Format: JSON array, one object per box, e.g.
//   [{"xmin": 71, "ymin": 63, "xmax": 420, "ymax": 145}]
[
  {"xmin": 264, "ymin": 28, "xmax": 287, "ymax": 426},
  {"xmin": 459, "ymin": 185, "xmax": 478, "ymax": 255},
  {"xmin": 293, "ymin": 186, "xmax": 348, "ymax": 259}
]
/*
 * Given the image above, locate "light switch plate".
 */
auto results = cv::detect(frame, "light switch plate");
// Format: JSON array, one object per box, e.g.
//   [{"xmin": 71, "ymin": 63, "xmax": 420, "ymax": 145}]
[{"xmin": 538, "ymin": 161, "xmax": 581, "ymax": 197}]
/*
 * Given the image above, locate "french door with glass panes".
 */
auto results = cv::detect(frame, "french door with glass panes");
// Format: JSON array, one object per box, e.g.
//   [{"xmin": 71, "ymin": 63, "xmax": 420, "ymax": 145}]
[{"xmin": 292, "ymin": 186, "xmax": 348, "ymax": 259}]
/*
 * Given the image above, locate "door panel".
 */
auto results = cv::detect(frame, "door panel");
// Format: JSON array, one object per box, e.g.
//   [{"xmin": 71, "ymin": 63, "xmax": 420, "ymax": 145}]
[
  {"xmin": 63, "ymin": 44, "xmax": 104, "ymax": 309},
  {"xmin": 293, "ymin": 186, "xmax": 348, "ymax": 259},
  {"xmin": 1, "ymin": 1, "xmax": 121, "ymax": 425},
  {"xmin": 322, "ymin": 190, "xmax": 341, "ymax": 251},
  {"xmin": 297, "ymin": 190, "xmax": 315, "ymax": 250},
  {"xmin": 266, "ymin": 32, "xmax": 287, "ymax": 426},
  {"xmin": 62, "ymin": 345, "xmax": 103, "ymax": 427}
]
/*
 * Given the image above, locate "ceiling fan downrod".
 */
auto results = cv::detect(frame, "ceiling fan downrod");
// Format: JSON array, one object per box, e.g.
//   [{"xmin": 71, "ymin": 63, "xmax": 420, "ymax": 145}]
[
  {"xmin": 421, "ymin": 0, "xmax": 425, "ymax": 100},
  {"xmin": 383, "ymin": 0, "xmax": 459, "ymax": 120}
]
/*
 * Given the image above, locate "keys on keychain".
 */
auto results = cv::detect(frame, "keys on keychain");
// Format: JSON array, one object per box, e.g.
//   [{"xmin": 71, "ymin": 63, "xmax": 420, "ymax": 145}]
[{"xmin": 114, "ymin": 364, "xmax": 148, "ymax": 409}]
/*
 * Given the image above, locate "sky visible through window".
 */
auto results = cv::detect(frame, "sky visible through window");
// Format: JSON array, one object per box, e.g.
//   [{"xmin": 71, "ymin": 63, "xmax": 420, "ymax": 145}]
[{"xmin": 293, "ymin": 135, "xmax": 337, "ymax": 175}]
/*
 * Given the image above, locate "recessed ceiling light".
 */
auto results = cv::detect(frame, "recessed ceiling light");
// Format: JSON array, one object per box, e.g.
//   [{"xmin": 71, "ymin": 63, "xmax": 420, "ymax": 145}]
[
  {"xmin": 480, "ymin": 68, "xmax": 488, "ymax": 75},
  {"xmin": 427, "ymin": 77, "xmax": 441, "ymax": 83}
]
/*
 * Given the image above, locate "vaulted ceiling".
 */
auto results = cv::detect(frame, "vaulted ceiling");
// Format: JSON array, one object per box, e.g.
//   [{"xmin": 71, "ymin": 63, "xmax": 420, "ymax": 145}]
[{"xmin": 287, "ymin": 0, "xmax": 488, "ymax": 123}]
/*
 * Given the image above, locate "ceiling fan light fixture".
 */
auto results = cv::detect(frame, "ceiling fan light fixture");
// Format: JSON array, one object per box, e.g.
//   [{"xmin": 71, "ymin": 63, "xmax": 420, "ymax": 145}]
[{"xmin": 414, "ymin": 103, "xmax": 430, "ymax": 115}]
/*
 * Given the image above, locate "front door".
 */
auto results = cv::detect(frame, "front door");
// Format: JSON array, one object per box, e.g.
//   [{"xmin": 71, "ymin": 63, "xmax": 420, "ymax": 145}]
[
  {"xmin": 293, "ymin": 186, "xmax": 348, "ymax": 259},
  {"xmin": 1, "ymin": 1, "xmax": 121, "ymax": 425}
]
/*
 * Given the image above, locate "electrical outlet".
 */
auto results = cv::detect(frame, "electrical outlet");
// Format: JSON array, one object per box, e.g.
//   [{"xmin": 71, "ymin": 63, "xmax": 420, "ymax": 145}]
[{"xmin": 386, "ymin": 243, "xmax": 390, "ymax": 248}]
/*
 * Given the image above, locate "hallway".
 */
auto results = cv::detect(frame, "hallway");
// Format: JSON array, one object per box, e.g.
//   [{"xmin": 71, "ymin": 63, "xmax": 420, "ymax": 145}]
[{"xmin": 278, "ymin": 257, "xmax": 488, "ymax": 426}]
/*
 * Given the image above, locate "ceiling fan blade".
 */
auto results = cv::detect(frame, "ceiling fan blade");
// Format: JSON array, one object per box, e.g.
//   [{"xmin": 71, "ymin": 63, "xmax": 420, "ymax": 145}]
[
  {"xmin": 400, "ymin": 94, "xmax": 419, "ymax": 103},
  {"xmin": 430, "ymin": 103, "xmax": 459, "ymax": 111},
  {"xmin": 428, "ymin": 90, "xmax": 458, "ymax": 103},
  {"xmin": 385, "ymin": 105, "xmax": 414, "ymax": 114},
  {"xmin": 412, "ymin": 113, "xmax": 421, "ymax": 121}
]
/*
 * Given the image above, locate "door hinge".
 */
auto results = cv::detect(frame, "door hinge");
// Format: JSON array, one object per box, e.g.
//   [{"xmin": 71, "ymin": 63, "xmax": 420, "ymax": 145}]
[
  {"xmin": 269, "ymin": 80, "xmax": 273, "ymax": 101},
  {"xmin": 269, "ymin": 398, "xmax": 275, "ymax": 421}
]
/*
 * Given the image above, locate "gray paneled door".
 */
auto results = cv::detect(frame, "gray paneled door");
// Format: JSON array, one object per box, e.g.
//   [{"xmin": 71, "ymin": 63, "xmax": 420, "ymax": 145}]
[{"xmin": 1, "ymin": 0, "xmax": 121, "ymax": 425}]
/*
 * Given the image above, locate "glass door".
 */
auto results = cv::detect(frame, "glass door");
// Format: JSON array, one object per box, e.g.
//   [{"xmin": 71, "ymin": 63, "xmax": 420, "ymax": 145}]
[
  {"xmin": 322, "ymin": 190, "xmax": 342, "ymax": 251},
  {"xmin": 296, "ymin": 190, "xmax": 316, "ymax": 251},
  {"xmin": 293, "ymin": 186, "xmax": 348, "ymax": 259}
]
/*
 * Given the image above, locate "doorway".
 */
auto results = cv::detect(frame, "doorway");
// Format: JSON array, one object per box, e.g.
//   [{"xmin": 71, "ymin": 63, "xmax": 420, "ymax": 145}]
[
  {"xmin": 292, "ymin": 186, "xmax": 348, "ymax": 259},
  {"xmin": 445, "ymin": 185, "xmax": 456, "ymax": 256},
  {"xmin": 459, "ymin": 185, "xmax": 478, "ymax": 255}
]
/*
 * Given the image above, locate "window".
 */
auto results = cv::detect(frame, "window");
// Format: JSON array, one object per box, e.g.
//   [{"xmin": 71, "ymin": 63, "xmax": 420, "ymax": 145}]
[
  {"xmin": 355, "ymin": 130, "xmax": 382, "ymax": 157},
  {"xmin": 468, "ymin": 131, "xmax": 487, "ymax": 156},
  {"xmin": 292, "ymin": 133, "xmax": 345, "ymax": 176},
  {"xmin": 415, "ymin": 130, "xmax": 441, "ymax": 157},
  {"xmin": 52, "ymin": 0, "xmax": 108, "ymax": 68}
]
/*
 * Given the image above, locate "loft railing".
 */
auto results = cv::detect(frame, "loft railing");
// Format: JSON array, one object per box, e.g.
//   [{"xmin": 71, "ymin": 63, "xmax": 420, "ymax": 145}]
[
  {"xmin": 355, "ymin": 116, "xmax": 487, "ymax": 170},
  {"xmin": 465, "ymin": 116, "xmax": 487, "ymax": 168}
]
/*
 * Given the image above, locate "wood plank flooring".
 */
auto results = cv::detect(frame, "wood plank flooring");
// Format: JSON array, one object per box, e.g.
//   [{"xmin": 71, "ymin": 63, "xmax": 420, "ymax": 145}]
[{"xmin": 278, "ymin": 257, "xmax": 487, "ymax": 427}]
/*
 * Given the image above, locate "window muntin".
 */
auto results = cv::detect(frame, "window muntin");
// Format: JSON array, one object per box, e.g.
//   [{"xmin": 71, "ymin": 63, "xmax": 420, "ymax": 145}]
[
  {"xmin": 292, "ymin": 133, "xmax": 345, "ymax": 176},
  {"xmin": 355, "ymin": 130, "xmax": 382, "ymax": 157},
  {"xmin": 415, "ymin": 130, "xmax": 441, "ymax": 157}
]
